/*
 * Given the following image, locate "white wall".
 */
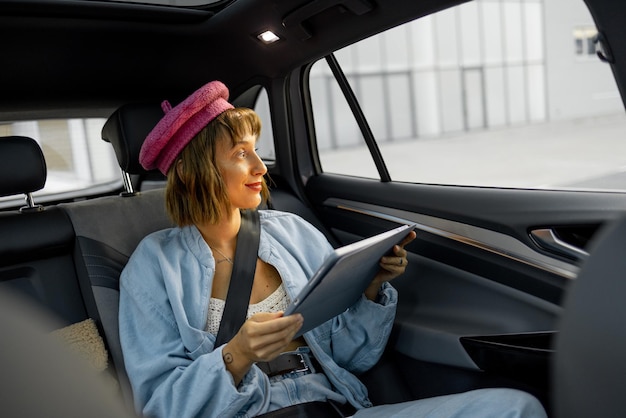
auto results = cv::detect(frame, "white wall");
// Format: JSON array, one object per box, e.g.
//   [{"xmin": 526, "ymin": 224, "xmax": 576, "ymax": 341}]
[
  {"xmin": 544, "ymin": 0, "xmax": 622, "ymax": 119},
  {"xmin": 310, "ymin": 0, "xmax": 624, "ymax": 150}
]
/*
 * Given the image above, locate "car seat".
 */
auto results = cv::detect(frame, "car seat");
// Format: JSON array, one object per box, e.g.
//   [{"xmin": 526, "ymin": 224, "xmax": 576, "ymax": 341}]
[
  {"xmin": 552, "ymin": 214, "xmax": 626, "ymax": 418},
  {"xmin": 0, "ymin": 136, "xmax": 85, "ymax": 325},
  {"xmin": 60, "ymin": 106, "xmax": 173, "ymax": 410},
  {"xmin": 101, "ymin": 103, "xmax": 167, "ymax": 194}
]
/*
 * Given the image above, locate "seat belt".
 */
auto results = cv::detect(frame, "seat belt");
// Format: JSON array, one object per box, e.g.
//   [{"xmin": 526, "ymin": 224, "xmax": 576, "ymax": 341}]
[
  {"xmin": 212, "ymin": 210, "xmax": 348, "ymax": 417},
  {"xmin": 214, "ymin": 209, "xmax": 261, "ymax": 347}
]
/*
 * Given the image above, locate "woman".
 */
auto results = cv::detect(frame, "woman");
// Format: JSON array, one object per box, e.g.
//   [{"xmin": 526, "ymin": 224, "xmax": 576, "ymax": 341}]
[{"xmin": 119, "ymin": 80, "xmax": 546, "ymax": 418}]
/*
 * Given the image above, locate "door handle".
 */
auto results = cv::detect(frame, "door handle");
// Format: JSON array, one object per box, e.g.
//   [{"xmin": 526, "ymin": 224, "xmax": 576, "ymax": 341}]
[{"xmin": 530, "ymin": 228, "xmax": 589, "ymax": 261}]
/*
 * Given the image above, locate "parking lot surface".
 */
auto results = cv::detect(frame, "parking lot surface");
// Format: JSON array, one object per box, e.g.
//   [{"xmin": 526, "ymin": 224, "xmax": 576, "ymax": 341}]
[{"xmin": 321, "ymin": 113, "xmax": 626, "ymax": 191}]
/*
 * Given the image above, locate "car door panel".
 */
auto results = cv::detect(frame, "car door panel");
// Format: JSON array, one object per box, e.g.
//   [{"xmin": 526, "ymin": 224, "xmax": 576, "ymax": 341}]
[
  {"xmin": 319, "ymin": 193, "xmax": 562, "ymax": 367},
  {"xmin": 303, "ymin": 172, "xmax": 626, "ymax": 405}
]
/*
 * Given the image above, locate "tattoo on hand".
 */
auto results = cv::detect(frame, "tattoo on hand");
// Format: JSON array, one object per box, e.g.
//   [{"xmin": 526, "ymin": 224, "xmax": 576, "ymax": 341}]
[{"xmin": 223, "ymin": 352, "xmax": 233, "ymax": 364}]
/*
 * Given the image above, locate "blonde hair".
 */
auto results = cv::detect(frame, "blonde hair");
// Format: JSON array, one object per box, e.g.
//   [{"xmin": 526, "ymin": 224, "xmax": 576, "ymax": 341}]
[{"xmin": 165, "ymin": 108, "xmax": 269, "ymax": 226}]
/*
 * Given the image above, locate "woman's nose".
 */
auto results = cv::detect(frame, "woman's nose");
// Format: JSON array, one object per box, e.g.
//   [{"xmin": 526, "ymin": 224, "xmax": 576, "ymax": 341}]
[{"xmin": 253, "ymin": 151, "xmax": 267, "ymax": 176}]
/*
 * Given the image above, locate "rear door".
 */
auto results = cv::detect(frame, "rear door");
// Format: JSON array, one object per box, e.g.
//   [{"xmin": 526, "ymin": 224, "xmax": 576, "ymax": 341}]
[{"xmin": 277, "ymin": 0, "xmax": 626, "ymax": 411}]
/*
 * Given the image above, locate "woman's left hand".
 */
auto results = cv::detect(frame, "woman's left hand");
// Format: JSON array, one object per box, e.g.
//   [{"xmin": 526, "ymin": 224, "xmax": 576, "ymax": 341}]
[{"xmin": 364, "ymin": 230, "xmax": 417, "ymax": 301}]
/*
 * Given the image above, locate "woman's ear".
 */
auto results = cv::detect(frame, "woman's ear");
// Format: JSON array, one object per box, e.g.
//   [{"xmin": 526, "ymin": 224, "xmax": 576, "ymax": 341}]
[
  {"xmin": 174, "ymin": 159, "xmax": 186, "ymax": 184},
  {"xmin": 176, "ymin": 159, "xmax": 185, "ymax": 182}
]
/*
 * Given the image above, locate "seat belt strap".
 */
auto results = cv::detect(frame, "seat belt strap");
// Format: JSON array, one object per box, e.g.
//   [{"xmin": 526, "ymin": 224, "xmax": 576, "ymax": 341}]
[{"xmin": 214, "ymin": 209, "xmax": 261, "ymax": 347}]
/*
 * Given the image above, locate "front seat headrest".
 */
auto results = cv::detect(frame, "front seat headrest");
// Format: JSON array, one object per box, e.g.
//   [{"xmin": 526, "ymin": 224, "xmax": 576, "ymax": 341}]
[
  {"xmin": 101, "ymin": 103, "xmax": 165, "ymax": 175},
  {"xmin": 0, "ymin": 136, "xmax": 46, "ymax": 198}
]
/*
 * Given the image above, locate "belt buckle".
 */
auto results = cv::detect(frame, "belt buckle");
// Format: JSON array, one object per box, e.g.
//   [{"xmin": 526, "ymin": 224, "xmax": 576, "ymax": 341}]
[{"xmin": 293, "ymin": 353, "xmax": 309, "ymax": 374}]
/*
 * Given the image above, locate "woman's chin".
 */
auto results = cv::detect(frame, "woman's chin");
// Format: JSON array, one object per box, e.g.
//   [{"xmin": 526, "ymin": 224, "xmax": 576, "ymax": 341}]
[{"xmin": 238, "ymin": 197, "xmax": 262, "ymax": 210}]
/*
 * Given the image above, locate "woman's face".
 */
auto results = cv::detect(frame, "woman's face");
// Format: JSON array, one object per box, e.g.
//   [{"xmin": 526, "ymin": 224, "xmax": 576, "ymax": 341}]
[{"xmin": 215, "ymin": 132, "xmax": 267, "ymax": 211}]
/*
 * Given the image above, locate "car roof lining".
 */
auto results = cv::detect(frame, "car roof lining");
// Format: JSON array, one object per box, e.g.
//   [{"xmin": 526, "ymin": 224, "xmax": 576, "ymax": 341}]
[
  {"xmin": 0, "ymin": 0, "xmax": 465, "ymax": 118},
  {"xmin": 0, "ymin": 0, "xmax": 216, "ymax": 22}
]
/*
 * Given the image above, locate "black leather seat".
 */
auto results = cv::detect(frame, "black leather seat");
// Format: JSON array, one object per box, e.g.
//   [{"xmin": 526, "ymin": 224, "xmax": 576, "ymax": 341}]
[
  {"xmin": 0, "ymin": 136, "xmax": 85, "ymax": 326},
  {"xmin": 60, "ymin": 107, "xmax": 173, "ymax": 409},
  {"xmin": 0, "ymin": 136, "xmax": 135, "ymax": 417},
  {"xmin": 552, "ymin": 215, "xmax": 626, "ymax": 418}
]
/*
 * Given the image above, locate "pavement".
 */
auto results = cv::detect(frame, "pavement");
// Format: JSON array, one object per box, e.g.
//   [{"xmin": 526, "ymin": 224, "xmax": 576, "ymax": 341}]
[{"xmin": 319, "ymin": 113, "xmax": 626, "ymax": 191}]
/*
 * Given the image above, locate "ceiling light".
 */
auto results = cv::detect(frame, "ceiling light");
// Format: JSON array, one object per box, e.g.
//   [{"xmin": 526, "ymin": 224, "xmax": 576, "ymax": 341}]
[{"xmin": 257, "ymin": 30, "xmax": 280, "ymax": 45}]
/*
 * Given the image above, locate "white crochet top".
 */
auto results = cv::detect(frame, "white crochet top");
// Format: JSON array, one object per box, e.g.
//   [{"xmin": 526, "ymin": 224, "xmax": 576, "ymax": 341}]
[{"xmin": 206, "ymin": 283, "xmax": 290, "ymax": 335}]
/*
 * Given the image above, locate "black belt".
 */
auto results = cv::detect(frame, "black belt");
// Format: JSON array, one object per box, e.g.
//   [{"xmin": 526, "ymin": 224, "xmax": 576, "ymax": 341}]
[{"xmin": 257, "ymin": 352, "xmax": 322, "ymax": 377}]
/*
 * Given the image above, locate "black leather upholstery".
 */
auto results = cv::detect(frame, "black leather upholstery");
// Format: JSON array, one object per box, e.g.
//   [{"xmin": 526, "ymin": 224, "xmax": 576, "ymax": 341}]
[
  {"xmin": 64, "ymin": 105, "xmax": 173, "ymax": 406},
  {"xmin": 0, "ymin": 208, "xmax": 74, "ymax": 267},
  {"xmin": 101, "ymin": 103, "xmax": 164, "ymax": 175},
  {"xmin": 553, "ymin": 215, "xmax": 626, "ymax": 418},
  {"xmin": 0, "ymin": 136, "xmax": 46, "ymax": 197},
  {"xmin": 61, "ymin": 188, "xmax": 172, "ymax": 410},
  {"xmin": 0, "ymin": 136, "xmax": 87, "ymax": 326}
]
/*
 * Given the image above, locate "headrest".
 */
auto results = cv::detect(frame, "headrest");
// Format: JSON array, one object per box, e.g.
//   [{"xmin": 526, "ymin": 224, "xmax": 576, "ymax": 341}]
[
  {"xmin": 0, "ymin": 136, "xmax": 47, "ymax": 198},
  {"xmin": 101, "ymin": 103, "xmax": 165, "ymax": 175}
]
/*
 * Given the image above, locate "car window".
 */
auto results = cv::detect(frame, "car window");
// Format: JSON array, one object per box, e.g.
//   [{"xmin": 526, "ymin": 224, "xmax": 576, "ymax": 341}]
[
  {"xmin": 253, "ymin": 87, "xmax": 276, "ymax": 163},
  {"xmin": 310, "ymin": 0, "xmax": 626, "ymax": 191},
  {"xmin": 309, "ymin": 59, "xmax": 381, "ymax": 179},
  {"xmin": 0, "ymin": 118, "xmax": 119, "ymax": 204}
]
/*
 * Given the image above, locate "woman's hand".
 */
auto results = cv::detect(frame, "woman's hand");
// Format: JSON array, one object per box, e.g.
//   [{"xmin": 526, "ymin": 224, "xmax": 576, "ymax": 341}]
[
  {"xmin": 222, "ymin": 312, "xmax": 303, "ymax": 385},
  {"xmin": 364, "ymin": 230, "xmax": 417, "ymax": 301}
]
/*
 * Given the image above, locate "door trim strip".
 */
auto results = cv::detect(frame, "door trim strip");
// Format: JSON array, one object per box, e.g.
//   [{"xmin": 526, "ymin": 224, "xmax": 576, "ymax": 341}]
[{"xmin": 324, "ymin": 198, "xmax": 579, "ymax": 280}]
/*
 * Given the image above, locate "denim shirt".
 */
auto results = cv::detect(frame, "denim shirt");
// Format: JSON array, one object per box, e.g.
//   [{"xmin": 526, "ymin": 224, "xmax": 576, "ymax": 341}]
[{"xmin": 119, "ymin": 210, "xmax": 398, "ymax": 418}]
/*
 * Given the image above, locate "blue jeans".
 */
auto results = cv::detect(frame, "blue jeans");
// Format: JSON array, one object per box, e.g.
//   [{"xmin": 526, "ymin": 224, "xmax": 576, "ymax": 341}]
[
  {"xmin": 353, "ymin": 388, "xmax": 547, "ymax": 418},
  {"xmin": 264, "ymin": 348, "xmax": 546, "ymax": 418}
]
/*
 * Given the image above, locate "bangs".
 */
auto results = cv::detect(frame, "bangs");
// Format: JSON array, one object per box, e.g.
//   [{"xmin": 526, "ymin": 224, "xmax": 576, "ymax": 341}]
[{"xmin": 216, "ymin": 108, "xmax": 262, "ymax": 144}]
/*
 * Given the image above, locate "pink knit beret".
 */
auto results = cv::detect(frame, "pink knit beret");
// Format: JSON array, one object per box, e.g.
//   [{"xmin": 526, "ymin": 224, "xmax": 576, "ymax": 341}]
[{"xmin": 139, "ymin": 80, "xmax": 234, "ymax": 175}]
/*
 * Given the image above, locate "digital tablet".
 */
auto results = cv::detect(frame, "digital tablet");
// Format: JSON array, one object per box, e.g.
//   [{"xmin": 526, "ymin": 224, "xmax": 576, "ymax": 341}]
[{"xmin": 285, "ymin": 223, "xmax": 415, "ymax": 338}]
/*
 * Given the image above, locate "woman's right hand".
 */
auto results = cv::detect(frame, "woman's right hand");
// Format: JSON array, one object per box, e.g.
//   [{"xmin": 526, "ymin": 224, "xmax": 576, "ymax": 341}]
[{"xmin": 222, "ymin": 312, "xmax": 303, "ymax": 385}]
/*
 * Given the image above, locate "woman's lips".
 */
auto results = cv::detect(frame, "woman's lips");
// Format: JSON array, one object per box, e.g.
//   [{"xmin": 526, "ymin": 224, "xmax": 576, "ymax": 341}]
[{"xmin": 246, "ymin": 182, "xmax": 263, "ymax": 192}]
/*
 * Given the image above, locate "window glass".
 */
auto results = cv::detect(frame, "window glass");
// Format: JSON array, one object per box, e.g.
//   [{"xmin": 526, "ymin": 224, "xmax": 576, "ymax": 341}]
[
  {"xmin": 309, "ymin": 61, "xmax": 379, "ymax": 178},
  {"xmin": 311, "ymin": 0, "xmax": 626, "ymax": 191},
  {"xmin": 253, "ymin": 87, "xmax": 276, "ymax": 162},
  {"xmin": 0, "ymin": 118, "xmax": 119, "ymax": 203}
]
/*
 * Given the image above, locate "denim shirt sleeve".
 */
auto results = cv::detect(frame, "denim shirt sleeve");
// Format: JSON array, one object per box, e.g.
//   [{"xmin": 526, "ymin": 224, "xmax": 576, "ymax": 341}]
[
  {"xmin": 119, "ymin": 232, "xmax": 270, "ymax": 418},
  {"xmin": 327, "ymin": 282, "xmax": 397, "ymax": 373},
  {"xmin": 302, "ymin": 278, "xmax": 398, "ymax": 408}
]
